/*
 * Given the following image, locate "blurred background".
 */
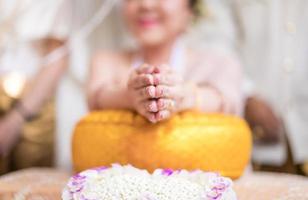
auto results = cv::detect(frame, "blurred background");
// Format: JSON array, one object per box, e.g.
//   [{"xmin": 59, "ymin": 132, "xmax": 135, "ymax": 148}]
[{"xmin": 0, "ymin": 0, "xmax": 307, "ymax": 177}]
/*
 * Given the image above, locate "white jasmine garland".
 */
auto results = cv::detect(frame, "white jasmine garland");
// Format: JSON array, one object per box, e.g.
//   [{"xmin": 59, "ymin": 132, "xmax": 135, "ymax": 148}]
[{"xmin": 62, "ymin": 164, "xmax": 237, "ymax": 200}]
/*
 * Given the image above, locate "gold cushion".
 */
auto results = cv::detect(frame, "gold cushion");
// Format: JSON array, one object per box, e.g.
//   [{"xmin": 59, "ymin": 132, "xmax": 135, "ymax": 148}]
[{"xmin": 72, "ymin": 110, "xmax": 252, "ymax": 179}]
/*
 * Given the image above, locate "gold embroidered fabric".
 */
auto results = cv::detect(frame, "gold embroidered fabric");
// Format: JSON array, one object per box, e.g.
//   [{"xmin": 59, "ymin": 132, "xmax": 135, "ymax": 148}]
[{"xmin": 72, "ymin": 110, "xmax": 252, "ymax": 179}]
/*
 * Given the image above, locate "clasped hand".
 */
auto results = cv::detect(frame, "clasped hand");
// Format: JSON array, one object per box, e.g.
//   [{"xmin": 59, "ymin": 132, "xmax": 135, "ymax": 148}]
[{"xmin": 127, "ymin": 64, "xmax": 184, "ymax": 123}]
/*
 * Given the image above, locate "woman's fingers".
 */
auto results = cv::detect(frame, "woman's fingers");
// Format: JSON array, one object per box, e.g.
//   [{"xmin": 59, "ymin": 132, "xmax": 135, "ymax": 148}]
[
  {"xmin": 155, "ymin": 110, "xmax": 171, "ymax": 121},
  {"xmin": 137, "ymin": 99, "xmax": 176, "ymax": 123},
  {"xmin": 135, "ymin": 85, "xmax": 156, "ymax": 100},
  {"xmin": 157, "ymin": 98, "xmax": 175, "ymax": 111},
  {"xmin": 152, "ymin": 73, "xmax": 182, "ymax": 86},
  {"xmin": 155, "ymin": 85, "xmax": 179, "ymax": 99},
  {"xmin": 135, "ymin": 85, "xmax": 179, "ymax": 100},
  {"xmin": 143, "ymin": 100, "xmax": 158, "ymax": 112},
  {"xmin": 141, "ymin": 99, "xmax": 175, "ymax": 113},
  {"xmin": 133, "ymin": 84, "xmax": 179, "ymax": 103},
  {"xmin": 129, "ymin": 72, "xmax": 180, "ymax": 89},
  {"xmin": 127, "ymin": 63, "xmax": 155, "ymax": 89},
  {"xmin": 139, "ymin": 110, "xmax": 156, "ymax": 123},
  {"xmin": 128, "ymin": 63, "xmax": 182, "ymax": 123},
  {"xmin": 131, "ymin": 63, "xmax": 183, "ymax": 87},
  {"xmin": 136, "ymin": 64, "xmax": 156, "ymax": 74},
  {"xmin": 136, "ymin": 101, "xmax": 157, "ymax": 123},
  {"xmin": 138, "ymin": 99, "xmax": 158, "ymax": 113},
  {"xmin": 128, "ymin": 74, "xmax": 154, "ymax": 89}
]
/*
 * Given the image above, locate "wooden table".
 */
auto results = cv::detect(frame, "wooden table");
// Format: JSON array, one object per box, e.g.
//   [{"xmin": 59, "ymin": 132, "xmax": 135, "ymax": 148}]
[
  {"xmin": 0, "ymin": 168, "xmax": 69, "ymax": 200},
  {"xmin": 234, "ymin": 172, "xmax": 308, "ymax": 199}
]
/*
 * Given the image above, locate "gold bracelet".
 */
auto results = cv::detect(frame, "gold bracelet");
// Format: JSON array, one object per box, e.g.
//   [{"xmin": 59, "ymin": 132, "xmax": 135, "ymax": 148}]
[
  {"xmin": 205, "ymin": 84, "xmax": 225, "ymax": 112},
  {"xmin": 194, "ymin": 84, "xmax": 202, "ymax": 110},
  {"xmin": 194, "ymin": 82, "xmax": 225, "ymax": 112},
  {"xmin": 186, "ymin": 82, "xmax": 202, "ymax": 111}
]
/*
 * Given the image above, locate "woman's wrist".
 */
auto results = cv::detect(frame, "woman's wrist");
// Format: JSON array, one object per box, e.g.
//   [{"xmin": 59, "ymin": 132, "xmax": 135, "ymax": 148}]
[
  {"xmin": 178, "ymin": 82, "xmax": 225, "ymax": 113},
  {"xmin": 176, "ymin": 83, "xmax": 200, "ymax": 112},
  {"xmin": 197, "ymin": 85, "xmax": 225, "ymax": 113},
  {"xmin": 205, "ymin": 84, "xmax": 225, "ymax": 112}
]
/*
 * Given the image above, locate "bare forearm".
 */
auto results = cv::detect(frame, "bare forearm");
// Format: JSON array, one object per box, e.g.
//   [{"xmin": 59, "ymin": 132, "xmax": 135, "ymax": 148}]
[
  {"xmin": 89, "ymin": 85, "xmax": 133, "ymax": 111},
  {"xmin": 19, "ymin": 39, "xmax": 68, "ymax": 115},
  {"xmin": 179, "ymin": 84, "xmax": 227, "ymax": 113},
  {"xmin": 23, "ymin": 57, "xmax": 67, "ymax": 112}
]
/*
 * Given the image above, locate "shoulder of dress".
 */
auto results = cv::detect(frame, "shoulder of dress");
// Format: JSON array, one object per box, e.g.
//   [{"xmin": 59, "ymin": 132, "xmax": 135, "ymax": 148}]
[{"xmin": 188, "ymin": 48, "xmax": 241, "ymax": 74}]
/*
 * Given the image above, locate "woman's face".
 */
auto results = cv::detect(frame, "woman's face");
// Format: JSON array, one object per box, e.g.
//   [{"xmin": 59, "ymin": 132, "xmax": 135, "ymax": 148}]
[{"xmin": 122, "ymin": 0, "xmax": 192, "ymax": 47}]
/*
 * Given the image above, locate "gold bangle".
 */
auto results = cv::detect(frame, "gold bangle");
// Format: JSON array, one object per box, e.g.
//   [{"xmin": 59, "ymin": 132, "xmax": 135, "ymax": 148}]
[
  {"xmin": 196, "ymin": 82, "xmax": 225, "ymax": 112},
  {"xmin": 187, "ymin": 82, "xmax": 201, "ymax": 110},
  {"xmin": 205, "ymin": 84, "xmax": 225, "ymax": 112},
  {"xmin": 194, "ymin": 85, "xmax": 202, "ymax": 110}
]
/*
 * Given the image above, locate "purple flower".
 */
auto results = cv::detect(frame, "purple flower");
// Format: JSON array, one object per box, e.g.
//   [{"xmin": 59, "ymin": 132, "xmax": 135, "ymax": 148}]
[
  {"xmin": 203, "ymin": 176, "xmax": 232, "ymax": 200},
  {"xmin": 93, "ymin": 166, "xmax": 108, "ymax": 172},
  {"xmin": 161, "ymin": 169, "xmax": 174, "ymax": 176},
  {"xmin": 206, "ymin": 191, "xmax": 222, "ymax": 200}
]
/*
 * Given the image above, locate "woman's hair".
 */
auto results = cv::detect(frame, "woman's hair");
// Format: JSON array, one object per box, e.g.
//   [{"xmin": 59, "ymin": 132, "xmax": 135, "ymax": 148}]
[{"xmin": 189, "ymin": 0, "xmax": 205, "ymax": 19}]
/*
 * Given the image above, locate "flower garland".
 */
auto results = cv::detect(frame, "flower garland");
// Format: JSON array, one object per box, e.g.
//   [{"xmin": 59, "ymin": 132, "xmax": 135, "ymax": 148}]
[{"xmin": 62, "ymin": 164, "xmax": 237, "ymax": 200}]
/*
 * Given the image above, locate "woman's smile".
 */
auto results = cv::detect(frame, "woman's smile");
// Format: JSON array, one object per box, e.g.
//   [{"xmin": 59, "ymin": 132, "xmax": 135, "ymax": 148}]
[{"xmin": 137, "ymin": 17, "xmax": 160, "ymax": 29}]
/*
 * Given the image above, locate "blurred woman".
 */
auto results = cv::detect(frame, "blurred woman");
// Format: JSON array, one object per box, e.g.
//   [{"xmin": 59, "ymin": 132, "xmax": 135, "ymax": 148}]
[{"xmin": 88, "ymin": 0, "xmax": 243, "ymax": 123}]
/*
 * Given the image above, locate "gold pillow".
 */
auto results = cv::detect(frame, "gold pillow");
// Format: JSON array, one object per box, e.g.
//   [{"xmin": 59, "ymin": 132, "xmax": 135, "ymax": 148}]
[{"xmin": 72, "ymin": 110, "xmax": 252, "ymax": 179}]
